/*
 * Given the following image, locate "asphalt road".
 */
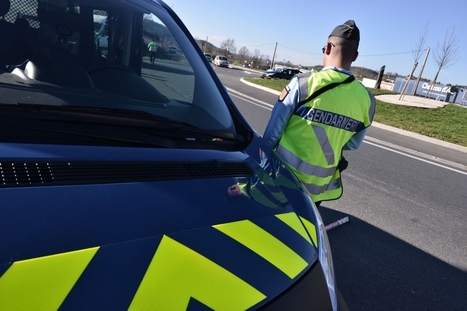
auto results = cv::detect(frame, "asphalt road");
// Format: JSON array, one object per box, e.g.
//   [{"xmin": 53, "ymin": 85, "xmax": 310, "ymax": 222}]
[{"xmin": 213, "ymin": 65, "xmax": 467, "ymax": 311}]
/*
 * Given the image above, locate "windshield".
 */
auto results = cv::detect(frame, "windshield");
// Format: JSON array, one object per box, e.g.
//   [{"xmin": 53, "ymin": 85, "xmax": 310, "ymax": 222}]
[{"xmin": 0, "ymin": 0, "xmax": 240, "ymax": 148}]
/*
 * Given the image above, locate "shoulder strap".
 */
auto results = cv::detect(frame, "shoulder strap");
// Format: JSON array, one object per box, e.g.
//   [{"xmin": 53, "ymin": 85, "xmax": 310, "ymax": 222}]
[{"xmin": 296, "ymin": 75, "xmax": 355, "ymax": 109}]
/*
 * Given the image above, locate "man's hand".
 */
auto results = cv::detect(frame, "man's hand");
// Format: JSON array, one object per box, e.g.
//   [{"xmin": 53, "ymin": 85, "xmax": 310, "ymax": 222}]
[{"xmin": 338, "ymin": 156, "xmax": 348, "ymax": 172}]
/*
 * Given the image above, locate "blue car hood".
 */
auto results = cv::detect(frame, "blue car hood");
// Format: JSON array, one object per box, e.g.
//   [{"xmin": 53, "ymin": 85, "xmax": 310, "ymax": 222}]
[{"xmin": 0, "ymin": 135, "xmax": 321, "ymax": 310}]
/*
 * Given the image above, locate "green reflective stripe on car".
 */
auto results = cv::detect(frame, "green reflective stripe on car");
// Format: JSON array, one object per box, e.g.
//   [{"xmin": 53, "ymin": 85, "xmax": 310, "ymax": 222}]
[
  {"xmin": 130, "ymin": 235, "xmax": 266, "ymax": 311},
  {"xmin": 214, "ymin": 219, "xmax": 308, "ymax": 279},
  {"xmin": 275, "ymin": 212, "xmax": 313, "ymax": 245},
  {"xmin": 299, "ymin": 216, "xmax": 318, "ymax": 248},
  {"xmin": 0, "ymin": 247, "xmax": 99, "ymax": 310}
]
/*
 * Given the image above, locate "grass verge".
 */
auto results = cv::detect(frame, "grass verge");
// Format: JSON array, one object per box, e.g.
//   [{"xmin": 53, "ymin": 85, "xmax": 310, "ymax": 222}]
[{"xmin": 244, "ymin": 77, "xmax": 467, "ymax": 148}]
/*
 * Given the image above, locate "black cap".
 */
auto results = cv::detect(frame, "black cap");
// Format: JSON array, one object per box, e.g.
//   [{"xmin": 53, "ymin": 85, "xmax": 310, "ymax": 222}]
[{"xmin": 329, "ymin": 20, "xmax": 360, "ymax": 41}]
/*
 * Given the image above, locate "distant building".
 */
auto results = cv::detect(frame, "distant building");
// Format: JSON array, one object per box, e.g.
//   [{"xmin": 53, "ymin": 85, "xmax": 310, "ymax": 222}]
[{"xmin": 393, "ymin": 78, "xmax": 466, "ymax": 105}]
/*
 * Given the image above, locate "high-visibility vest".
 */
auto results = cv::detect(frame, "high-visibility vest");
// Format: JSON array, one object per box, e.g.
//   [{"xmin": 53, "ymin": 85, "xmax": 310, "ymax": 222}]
[
  {"xmin": 276, "ymin": 70, "xmax": 375, "ymax": 202},
  {"xmin": 148, "ymin": 42, "xmax": 158, "ymax": 52}
]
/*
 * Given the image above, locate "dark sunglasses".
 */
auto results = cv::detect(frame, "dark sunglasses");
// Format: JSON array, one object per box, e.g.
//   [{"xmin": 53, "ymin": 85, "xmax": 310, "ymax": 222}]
[{"xmin": 322, "ymin": 42, "xmax": 335, "ymax": 54}]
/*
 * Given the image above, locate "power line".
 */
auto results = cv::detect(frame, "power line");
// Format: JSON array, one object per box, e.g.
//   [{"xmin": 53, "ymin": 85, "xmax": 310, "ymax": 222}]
[
  {"xmin": 246, "ymin": 42, "xmax": 277, "ymax": 47},
  {"xmin": 277, "ymin": 43, "xmax": 316, "ymax": 54},
  {"xmin": 359, "ymin": 49, "xmax": 429, "ymax": 57}
]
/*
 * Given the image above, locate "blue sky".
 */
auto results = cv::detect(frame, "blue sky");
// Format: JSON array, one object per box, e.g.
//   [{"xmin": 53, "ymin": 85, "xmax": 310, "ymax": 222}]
[{"xmin": 165, "ymin": 0, "xmax": 466, "ymax": 86}]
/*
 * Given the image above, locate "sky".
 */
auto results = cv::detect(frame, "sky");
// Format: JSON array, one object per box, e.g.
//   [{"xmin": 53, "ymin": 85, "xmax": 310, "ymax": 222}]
[{"xmin": 165, "ymin": 0, "xmax": 467, "ymax": 86}]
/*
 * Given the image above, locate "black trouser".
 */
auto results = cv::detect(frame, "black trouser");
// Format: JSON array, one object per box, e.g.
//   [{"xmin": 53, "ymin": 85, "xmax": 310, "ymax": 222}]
[{"xmin": 150, "ymin": 51, "xmax": 156, "ymax": 63}]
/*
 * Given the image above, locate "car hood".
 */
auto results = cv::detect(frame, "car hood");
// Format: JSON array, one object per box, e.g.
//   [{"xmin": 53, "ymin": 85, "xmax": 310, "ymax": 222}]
[{"xmin": 0, "ymin": 135, "xmax": 321, "ymax": 309}]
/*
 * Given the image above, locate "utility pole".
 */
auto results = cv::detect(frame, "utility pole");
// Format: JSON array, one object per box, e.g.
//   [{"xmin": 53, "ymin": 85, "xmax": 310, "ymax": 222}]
[
  {"xmin": 412, "ymin": 48, "xmax": 430, "ymax": 96},
  {"xmin": 271, "ymin": 42, "xmax": 278, "ymax": 69},
  {"xmin": 399, "ymin": 62, "xmax": 418, "ymax": 100},
  {"xmin": 203, "ymin": 36, "xmax": 208, "ymax": 53}
]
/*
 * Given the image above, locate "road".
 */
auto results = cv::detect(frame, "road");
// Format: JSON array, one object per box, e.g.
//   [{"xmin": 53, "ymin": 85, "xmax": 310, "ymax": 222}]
[{"xmin": 213, "ymin": 65, "xmax": 467, "ymax": 311}]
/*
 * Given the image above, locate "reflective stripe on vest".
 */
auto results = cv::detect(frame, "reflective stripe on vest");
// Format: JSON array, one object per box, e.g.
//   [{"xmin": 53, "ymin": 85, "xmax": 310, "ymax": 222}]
[
  {"xmin": 301, "ymin": 174, "xmax": 341, "ymax": 195},
  {"xmin": 276, "ymin": 145, "xmax": 336, "ymax": 178},
  {"xmin": 241, "ymin": 177, "xmax": 288, "ymax": 209}
]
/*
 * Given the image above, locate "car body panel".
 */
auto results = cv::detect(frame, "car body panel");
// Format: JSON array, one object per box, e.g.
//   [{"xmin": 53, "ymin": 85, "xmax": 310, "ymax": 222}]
[
  {"xmin": 0, "ymin": 137, "xmax": 324, "ymax": 310},
  {"xmin": 214, "ymin": 55, "xmax": 230, "ymax": 67},
  {"xmin": 204, "ymin": 53, "xmax": 213, "ymax": 62},
  {"xmin": 261, "ymin": 68, "xmax": 301, "ymax": 80}
]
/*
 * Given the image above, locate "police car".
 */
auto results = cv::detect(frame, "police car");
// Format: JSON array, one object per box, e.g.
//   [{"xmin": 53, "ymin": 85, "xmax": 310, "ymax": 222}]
[{"xmin": 0, "ymin": 0, "xmax": 348, "ymax": 310}]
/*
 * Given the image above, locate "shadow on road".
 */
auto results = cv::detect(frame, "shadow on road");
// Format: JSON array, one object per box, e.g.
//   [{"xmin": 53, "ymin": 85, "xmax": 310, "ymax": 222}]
[{"xmin": 318, "ymin": 205, "xmax": 467, "ymax": 310}]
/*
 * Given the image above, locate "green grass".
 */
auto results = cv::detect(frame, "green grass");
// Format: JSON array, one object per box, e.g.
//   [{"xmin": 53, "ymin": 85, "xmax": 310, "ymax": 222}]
[
  {"xmin": 244, "ymin": 78, "xmax": 467, "ymax": 147},
  {"xmin": 245, "ymin": 78, "xmax": 288, "ymax": 91}
]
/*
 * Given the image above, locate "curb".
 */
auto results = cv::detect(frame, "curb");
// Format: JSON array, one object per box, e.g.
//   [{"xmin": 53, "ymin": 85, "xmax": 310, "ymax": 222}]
[{"xmin": 370, "ymin": 122, "xmax": 467, "ymax": 154}]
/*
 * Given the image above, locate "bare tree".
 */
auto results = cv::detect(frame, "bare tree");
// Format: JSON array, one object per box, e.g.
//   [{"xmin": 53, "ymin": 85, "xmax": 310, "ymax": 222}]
[
  {"xmin": 412, "ymin": 23, "xmax": 429, "ymax": 64},
  {"xmin": 250, "ymin": 49, "xmax": 264, "ymax": 69},
  {"xmin": 220, "ymin": 38, "xmax": 237, "ymax": 59},
  {"xmin": 400, "ymin": 23, "xmax": 429, "ymax": 99},
  {"xmin": 426, "ymin": 27, "xmax": 461, "ymax": 99},
  {"xmin": 237, "ymin": 46, "xmax": 250, "ymax": 66},
  {"xmin": 204, "ymin": 44, "xmax": 213, "ymax": 54}
]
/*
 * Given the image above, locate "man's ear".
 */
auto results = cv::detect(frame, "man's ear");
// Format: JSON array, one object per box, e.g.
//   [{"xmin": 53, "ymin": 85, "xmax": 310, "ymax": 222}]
[
  {"xmin": 352, "ymin": 50, "xmax": 359, "ymax": 62},
  {"xmin": 325, "ymin": 42, "xmax": 332, "ymax": 55}
]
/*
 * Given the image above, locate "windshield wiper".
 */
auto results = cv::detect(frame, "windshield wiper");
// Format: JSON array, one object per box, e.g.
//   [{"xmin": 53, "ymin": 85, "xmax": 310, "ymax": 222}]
[
  {"xmin": 1, "ymin": 103, "xmax": 245, "ymax": 143},
  {"xmin": 8, "ymin": 103, "xmax": 190, "ymax": 126}
]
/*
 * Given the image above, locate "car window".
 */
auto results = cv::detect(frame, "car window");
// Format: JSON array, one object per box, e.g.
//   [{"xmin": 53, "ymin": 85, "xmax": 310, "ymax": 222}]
[{"xmin": 0, "ymin": 0, "xmax": 238, "ymax": 148}]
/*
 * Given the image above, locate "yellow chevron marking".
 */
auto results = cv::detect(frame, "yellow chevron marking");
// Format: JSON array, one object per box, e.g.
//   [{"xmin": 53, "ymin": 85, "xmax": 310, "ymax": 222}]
[
  {"xmin": 129, "ymin": 235, "xmax": 265, "ymax": 311},
  {"xmin": 299, "ymin": 216, "xmax": 318, "ymax": 247},
  {"xmin": 0, "ymin": 247, "xmax": 99, "ymax": 311},
  {"xmin": 214, "ymin": 220, "xmax": 308, "ymax": 279},
  {"xmin": 275, "ymin": 212, "xmax": 314, "ymax": 246}
]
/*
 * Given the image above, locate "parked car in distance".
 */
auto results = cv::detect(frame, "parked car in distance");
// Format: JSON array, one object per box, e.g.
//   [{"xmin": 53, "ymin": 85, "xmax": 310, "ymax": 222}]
[
  {"xmin": 261, "ymin": 67, "xmax": 301, "ymax": 80},
  {"xmin": 167, "ymin": 46, "xmax": 178, "ymax": 54},
  {"xmin": 204, "ymin": 53, "xmax": 212, "ymax": 63},
  {"xmin": 166, "ymin": 45, "xmax": 182, "ymax": 61},
  {"xmin": 214, "ymin": 55, "xmax": 229, "ymax": 67}
]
